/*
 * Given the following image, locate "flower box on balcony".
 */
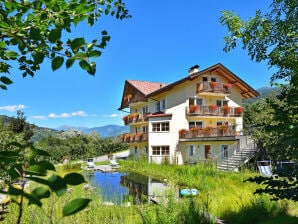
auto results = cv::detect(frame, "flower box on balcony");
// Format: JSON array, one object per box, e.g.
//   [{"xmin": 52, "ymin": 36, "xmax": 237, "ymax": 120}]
[
  {"xmin": 189, "ymin": 105, "xmax": 200, "ymax": 113},
  {"xmin": 235, "ymin": 107, "xmax": 243, "ymax": 114},
  {"xmin": 135, "ymin": 133, "xmax": 143, "ymax": 141},
  {"xmin": 209, "ymin": 81, "xmax": 218, "ymax": 89},
  {"xmin": 203, "ymin": 126, "xmax": 212, "ymax": 136},
  {"xmin": 222, "ymin": 105, "xmax": 231, "ymax": 115},
  {"xmin": 223, "ymin": 83, "xmax": 232, "ymax": 88},
  {"xmin": 179, "ymin": 129, "xmax": 188, "ymax": 138},
  {"xmin": 209, "ymin": 104, "xmax": 217, "ymax": 112}
]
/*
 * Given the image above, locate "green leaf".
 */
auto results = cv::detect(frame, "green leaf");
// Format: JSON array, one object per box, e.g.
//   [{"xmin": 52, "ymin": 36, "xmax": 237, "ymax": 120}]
[
  {"xmin": 62, "ymin": 198, "xmax": 91, "ymax": 217},
  {"xmin": 32, "ymin": 52, "xmax": 45, "ymax": 64},
  {"xmin": 64, "ymin": 173, "xmax": 86, "ymax": 185},
  {"xmin": 9, "ymin": 164, "xmax": 23, "ymax": 179},
  {"xmin": 79, "ymin": 60, "xmax": 89, "ymax": 71},
  {"xmin": 48, "ymin": 174, "xmax": 67, "ymax": 197},
  {"xmin": 48, "ymin": 28, "xmax": 61, "ymax": 43},
  {"xmin": 71, "ymin": 38, "xmax": 85, "ymax": 51},
  {"xmin": 26, "ymin": 165, "xmax": 47, "ymax": 176},
  {"xmin": 4, "ymin": 51, "xmax": 18, "ymax": 59},
  {"xmin": 36, "ymin": 149, "xmax": 51, "ymax": 157},
  {"xmin": 8, "ymin": 141, "xmax": 23, "ymax": 148},
  {"xmin": 66, "ymin": 58, "xmax": 75, "ymax": 68},
  {"xmin": 30, "ymin": 27, "xmax": 42, "ymax": 41},
  {"xmin": 36, "ymin": 161, "xmax": 56, "ymax": 171},
  {"xmin": 0, "ymin": 151, "xmax": 18, "ymax": 157},
  {"xmin": 0, "ymin": 84, "xmax": 7, "ymax": 90},
  {"xmin": 0, "ymin": 76, "xmax": 13, "ymax": 85},
  {"xmin": 89, "ymin": 50, "xmax": 101, "ymax": 58},
  {"xmin": 31, "ymin": 186, "xmax": 50, "ymax": 200},
  {"xmin": 51, "ymin": 56, "xmax": 64, "ymax": 71},
  {"xmin": 26, "ymin": 176, "xmax": 49, "ymax": 186}
]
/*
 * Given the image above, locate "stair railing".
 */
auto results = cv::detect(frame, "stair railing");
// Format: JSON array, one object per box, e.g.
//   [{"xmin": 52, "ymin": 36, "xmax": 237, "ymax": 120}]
[{"xmin": 212, "ymin": 142, "xmax": 239, "ymax": 170}]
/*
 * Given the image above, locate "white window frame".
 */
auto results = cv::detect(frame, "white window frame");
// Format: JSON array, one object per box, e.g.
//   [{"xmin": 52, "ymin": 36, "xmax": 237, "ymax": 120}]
[
  {"xmin": 221, "ymin": 145, "xmax": 228, "ymax": 158},
  {"xmin": 189, "ymin": 145, "xmax": 195, "ymax": 156},
  {"xmin": 152, "ymin": 122, "xmax": 169, "ymax": 132},
  {"xmin": 152, "ymin": 146, "xmax": 170, "ymax": 156}
]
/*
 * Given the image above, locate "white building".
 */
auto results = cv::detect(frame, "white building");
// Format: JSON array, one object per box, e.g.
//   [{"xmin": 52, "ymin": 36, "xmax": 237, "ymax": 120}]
[{"xmin": 118, "ymin": 63, "xmax": 259, "ymax": 166}]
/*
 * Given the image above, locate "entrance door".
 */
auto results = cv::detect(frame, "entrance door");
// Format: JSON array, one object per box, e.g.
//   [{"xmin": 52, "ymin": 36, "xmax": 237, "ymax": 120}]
[{"xmin": 204, "ymin": 145, "xmax": 211, "ymax": 159}]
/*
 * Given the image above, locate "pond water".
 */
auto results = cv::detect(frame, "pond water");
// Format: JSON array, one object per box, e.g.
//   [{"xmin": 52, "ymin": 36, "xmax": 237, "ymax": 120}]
[{"xmin": 88, "ymin": 171, "xmax": 175, "ymax": 205}]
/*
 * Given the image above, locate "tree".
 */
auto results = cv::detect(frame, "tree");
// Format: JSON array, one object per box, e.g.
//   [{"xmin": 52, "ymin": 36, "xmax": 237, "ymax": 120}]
[
  {"xmin": 220, "ymin": 0, "xmax": 298, "ymax": 201},
  {"xmin": 0, "ymin": 0, "xmax": 130, "ymax": 89},
  {"xmin": 0, "ymin": 1, "xmax": 130, "ymax": 222}
]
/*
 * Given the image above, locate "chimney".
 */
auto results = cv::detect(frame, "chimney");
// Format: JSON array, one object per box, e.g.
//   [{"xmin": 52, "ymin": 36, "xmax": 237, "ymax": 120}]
[{"xmin": 188, "ymin": 65, "xmax": 199, "ymax": 76}]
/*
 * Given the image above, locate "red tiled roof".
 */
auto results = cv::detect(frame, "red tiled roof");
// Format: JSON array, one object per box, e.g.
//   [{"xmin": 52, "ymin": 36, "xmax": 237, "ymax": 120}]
[{"xmin": 127, "ymin": 80, "xmax": 168, "ymax": 96}]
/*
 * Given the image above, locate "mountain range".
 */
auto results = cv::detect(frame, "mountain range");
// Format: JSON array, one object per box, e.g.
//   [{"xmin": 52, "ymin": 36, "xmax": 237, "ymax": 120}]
[{"xmin": 1, "ymin": 86, "xmax": 277, "ymax": 141}]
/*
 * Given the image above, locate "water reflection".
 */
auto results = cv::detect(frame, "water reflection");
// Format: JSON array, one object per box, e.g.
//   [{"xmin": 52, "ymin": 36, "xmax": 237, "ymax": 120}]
[{"xmin": 89, "ymin": 171, "xmax": 176, "ymax": 205}]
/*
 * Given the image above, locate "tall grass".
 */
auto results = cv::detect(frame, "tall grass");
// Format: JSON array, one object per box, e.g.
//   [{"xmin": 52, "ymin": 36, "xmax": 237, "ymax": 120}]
[{"xmin": 2, "ymin": 161, "xmax": 297, "ymax": 223}]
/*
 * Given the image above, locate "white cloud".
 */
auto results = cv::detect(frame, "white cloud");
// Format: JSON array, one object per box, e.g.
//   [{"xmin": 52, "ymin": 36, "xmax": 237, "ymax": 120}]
[
  {"xmin": 0, "ymin": 104, "xmax": 25, "ymax": 112},
  {"xmin": 32, "ymin": 115, "xmax": 47, "ymax": 120},
  {"xmin": 47, "ymin": 111, "xmax": 88, "ymax": 119},
  {"xmin": 104, "ymin": 113, "xmax": 121, "ymax": 118}
]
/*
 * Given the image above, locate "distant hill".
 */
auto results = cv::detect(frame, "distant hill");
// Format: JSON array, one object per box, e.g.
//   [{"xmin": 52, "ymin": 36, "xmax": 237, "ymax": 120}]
[
  {"xmin": 57, "ymin": 124, "xmax": 129, "ymax": 138},
  {"xmin": 82, "ymin": 125, "xmax": 129, "ymax": 137},
  {"xmin": 0, "ymin": 115, "xmax": 128, "ymax": 141},
  {"xmin": 244, "ymin": 86, "xmax": 279, "ymax": 104}
]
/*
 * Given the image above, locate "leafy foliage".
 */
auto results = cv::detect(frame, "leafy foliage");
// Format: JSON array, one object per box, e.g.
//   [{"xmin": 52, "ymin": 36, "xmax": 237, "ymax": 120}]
[
  {"xmin": 221, "ymin": 0, "xmax": 298, "ymax": 201},
  {"xmin": 0, "ymin": 0, "xmax": 130, "ymax": 89}
]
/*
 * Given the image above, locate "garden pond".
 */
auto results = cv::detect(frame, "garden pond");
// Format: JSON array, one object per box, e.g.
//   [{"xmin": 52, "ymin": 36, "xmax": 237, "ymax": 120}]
[{"xmin": 88, "ymin": 171, "xmax": 177, "ymax": 205}]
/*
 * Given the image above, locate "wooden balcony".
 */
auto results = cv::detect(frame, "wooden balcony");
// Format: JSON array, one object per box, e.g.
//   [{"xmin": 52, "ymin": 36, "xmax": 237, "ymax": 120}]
[
  {"xmin": 179, "ymin": 126, "xmax": 237, "ymax": 140},
  {"xmin": 120, "ymin": 133, "xmax": 148, "ymax": 143},
  {"xmin": 197, "ymin": 81, "xmax": 232, "ymax": 95},
  {"xmin": 122, "ymin": 113, "xmax": 149, "ymax": 125},
  {"xmin": 186, "ymin": 105, "xmax": 243, "ymax": 117}
]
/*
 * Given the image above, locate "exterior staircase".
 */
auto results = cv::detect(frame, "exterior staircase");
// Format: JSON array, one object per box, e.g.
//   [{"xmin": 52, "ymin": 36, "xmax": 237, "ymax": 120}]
[{"xmin": 217, "ymin": 137, "xmax": 257, "ymax": 172}]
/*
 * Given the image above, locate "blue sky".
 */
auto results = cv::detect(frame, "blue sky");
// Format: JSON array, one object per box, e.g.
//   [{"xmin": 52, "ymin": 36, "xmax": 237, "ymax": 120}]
[{"xmin": 1, "ymin": 0, "xmax": 274, "ymax": 129}]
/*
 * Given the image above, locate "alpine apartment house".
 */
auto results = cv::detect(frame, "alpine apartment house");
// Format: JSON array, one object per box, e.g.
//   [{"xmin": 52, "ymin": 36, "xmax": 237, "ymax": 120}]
[{"xmin": 118, "ymin": 63, "xmax": 259, "ymax": 166}]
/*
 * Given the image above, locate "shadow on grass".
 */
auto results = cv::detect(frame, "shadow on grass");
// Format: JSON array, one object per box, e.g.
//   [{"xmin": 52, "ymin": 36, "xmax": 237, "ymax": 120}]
[{"xmin": 221, "ymin": 197, "xmax": 298, "ymax": 224}]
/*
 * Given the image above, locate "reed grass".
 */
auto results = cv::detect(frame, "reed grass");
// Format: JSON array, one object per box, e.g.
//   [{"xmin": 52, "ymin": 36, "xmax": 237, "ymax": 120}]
[{"xmin": 2, "ymin": 161, "xmax": 297, "ymax": 224}]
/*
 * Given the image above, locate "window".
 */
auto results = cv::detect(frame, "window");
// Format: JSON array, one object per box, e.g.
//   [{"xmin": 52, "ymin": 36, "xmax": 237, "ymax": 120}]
[
  {"xmin": 189, "ymin": 97, "xmax": 203, "ymax": 106},
  {"xmin": 134, "ymin": 146, "xmax": 138, "ymax": 154},
  {"xmin": 142, "ymin": 126, "xmax": 148, "ymax": 133},
  {"xmin": 142, "ymin": 106, "xmax": 148, "ymax": 114},
  {"xmin": 221, "ymin": 145, "xmax": 228, "ymax": 158},
  {"xmin": 189, "ymin": 145, "xmax": 195, "ymax": 156},
  {"xmin": 211, "ymin": 77, "xmax": 217, "ymax": 82},
  {"xmin": 202, "ymin": 77, "xmax": 208, "ymax": 82},
  {"xmin": 216, "ymin": 99, "xmax": 228, "ymax": 107},
  {"xmin": 161, "ymin": 99, "xmax": 166, "ymax": 110},
  {"xmin": 156, "ymin": 101, "xmax": 160, "ymax": 111},
  {"xmin": 189, "ymin": 121, "xmax": 203, "ymax": 129},
  {"xmin": 152, "ymin": 146, "xmax": 170, "ymax": 155},
  {"xmin": 145, "ymin": 146, "xmax": 148, "ymax": 153},
  {"xmin": 152, "ymin": 122, "xmax": 169, "ymax": 132}
]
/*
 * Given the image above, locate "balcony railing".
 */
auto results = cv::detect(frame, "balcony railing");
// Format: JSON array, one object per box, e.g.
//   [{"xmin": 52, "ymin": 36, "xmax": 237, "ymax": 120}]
[
  {"xmin": 122, "ymin": 113, "xmax": 149, "ymax": 125},
  {"xmin": 197, "ymin": 81, "xmax": 232, "ymax": 94},
  {"xmin": 179, "ymin": 126, "xmax": 237, "ymax": 139},
  {"xmin": 186, "ymin": 105, "xmax": 243, "ymax": 117},
  {"xmin": 120, "ymin": 133, "xmax": 148, "ymax": 143}
]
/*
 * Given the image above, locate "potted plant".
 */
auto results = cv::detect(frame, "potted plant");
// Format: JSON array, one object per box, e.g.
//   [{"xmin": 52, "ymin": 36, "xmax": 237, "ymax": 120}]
[
  {"xmin": 235, "ymin": 107, "xmax": 243, "ymax": 114},
  {"xmin": 179, "ymin": 129, "xmax": 188, "ymax": 138},
  {"xmin": 122, "ymin": 115, "xmax": 128, "ymax": 124},
  {"xmin": 222, "ymin": 105, "xmax": 231, "ymax": 115},
  {"xmin": 209, "ymin": 81, "xmax": 218, "ymax": 89},
  {"xmin": 209, "ymin": 104, "xmax": 217, "ymax": 112},
  {"xmin": 189, "ymin": 105, "xmax": 199, "ymax": 113},
  {"xmin": 190, "ymin": 127, "xmax": 199, "ymax": 137},
  {"xmin": 135, "ymin": 133, "xmax": 143, "ymax": 141},
  {"xmin": 203, "ymin": 126, "xmax": 212, "ymax": 136},
  {"xmin": 223, "ymin": 83, "xmax": 232, "ymax": 88}
]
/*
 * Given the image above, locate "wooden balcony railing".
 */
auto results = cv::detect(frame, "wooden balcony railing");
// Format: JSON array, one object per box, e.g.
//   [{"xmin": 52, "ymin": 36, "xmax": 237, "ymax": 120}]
[
  {"xmin": 120, "ymin": 133, "xmax": 148, "ymax": 143},
  {"xmin": 179, "ymin": 126, "xmax": 237, "ymax": 139},
  {"xmin": 122, "ymin": 113, "xmax": 149, "ymax": 125},
  {"xmin": 197, "ymin": 81, "xmax": 232, "ymax": 94},
  {"xmin": 186, "ymin": 105, "xmax": 243, "ymax": 117}
]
